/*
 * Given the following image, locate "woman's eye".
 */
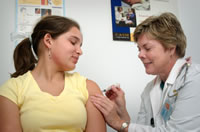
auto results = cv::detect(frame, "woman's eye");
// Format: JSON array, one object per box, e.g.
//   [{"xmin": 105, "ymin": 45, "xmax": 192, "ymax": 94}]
[{"xmin": 145, "ymin": 48, "xmax": 151, "ymax": 51}]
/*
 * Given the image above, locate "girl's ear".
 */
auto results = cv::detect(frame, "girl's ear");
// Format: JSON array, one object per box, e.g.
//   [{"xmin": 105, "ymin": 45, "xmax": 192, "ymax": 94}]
[{"xmin": 43, "ymin": 33, "xmax": 53, "ymax": 48}]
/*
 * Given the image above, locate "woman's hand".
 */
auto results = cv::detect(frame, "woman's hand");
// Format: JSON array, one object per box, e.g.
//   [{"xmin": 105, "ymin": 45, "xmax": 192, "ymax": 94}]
[
  {"xmin": 90, "ymin": 94, "xmax": 123, "ymax": 130},
  {"xmin": 106, "ymin": 86, "xmax": 130, "ymax": 121},
  {"xmin": 90, "ymin": 86, "xmax": 130, "ymax": 130}
]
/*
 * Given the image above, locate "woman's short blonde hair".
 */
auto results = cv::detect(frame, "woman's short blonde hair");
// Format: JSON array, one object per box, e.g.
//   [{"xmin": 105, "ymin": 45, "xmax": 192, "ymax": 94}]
[{"xmin": 134, "ymin": 12, "xmax": 186, "ymax": 58}]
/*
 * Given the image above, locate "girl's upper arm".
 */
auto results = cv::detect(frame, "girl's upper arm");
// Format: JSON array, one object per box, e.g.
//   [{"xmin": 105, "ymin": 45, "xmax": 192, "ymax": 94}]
[
  {"xmin": 0, "ymin": 96, "xmax": 22, "ymax": 132},
  {"xmin": 85, "ymin": 79, "xmax": 106, "ymax": 132}
]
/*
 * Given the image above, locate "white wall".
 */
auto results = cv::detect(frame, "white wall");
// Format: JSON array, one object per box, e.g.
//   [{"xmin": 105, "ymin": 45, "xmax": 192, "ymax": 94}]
[
  {"xmin": 178, "ymin": 0, "xmax": 200, "ymax": 63},
  {"xmin": 0, "ymin": 0, "xmax": 199, "ymax": 132},
  {"xmin": 0, "ymin": 0, "xmax": 16, "ymax": 83}
]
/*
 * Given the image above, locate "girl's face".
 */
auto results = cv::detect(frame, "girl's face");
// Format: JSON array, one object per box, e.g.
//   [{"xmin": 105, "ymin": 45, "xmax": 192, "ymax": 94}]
[
  {"xmin": 137, "ymin": 33, "xmax": 174, "ymax": 77},
  {"xmin": 50, "ymin": 27, "xmax": 83, "ymax": 71}
]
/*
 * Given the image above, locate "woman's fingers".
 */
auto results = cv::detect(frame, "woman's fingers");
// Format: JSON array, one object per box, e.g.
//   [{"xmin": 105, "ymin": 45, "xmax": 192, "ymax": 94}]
[
  {"xmin": 91, "ymin": 94, "xmax": 124, "ymax": 130},
  {"xmin": 90, "ymin": 94, "xmax": 116, "ymax": 116}
]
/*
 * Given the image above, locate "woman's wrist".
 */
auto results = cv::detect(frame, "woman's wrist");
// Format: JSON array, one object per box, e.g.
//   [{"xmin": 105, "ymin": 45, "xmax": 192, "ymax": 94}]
[
  {"xmin": 123, "ymin": 125, "xmax": 129, "ymax": 132},
  {"xmin": 118, "ymin": 120, "xmax": 130, "ymax": 132},
  {"xmin": 110, "ymin": 118, "xmax": 123, "ymax": 131},
  {"xmin": 118, "ymin": 109, "xmax": 130, "ymax": 122}
]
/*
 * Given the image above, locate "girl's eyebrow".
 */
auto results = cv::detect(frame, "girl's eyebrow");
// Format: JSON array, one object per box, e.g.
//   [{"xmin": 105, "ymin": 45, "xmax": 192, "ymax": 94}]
[
  {"xmin": 70, "ymin": 36, "xmax": 79, "ymax": 40},
  {"xmin": 69, "ymin": 36, "xmax": 80, "ymax": 42},
  {"xmin": 70, "ymin": 36, "xmax": 83, "ymax": 46}
]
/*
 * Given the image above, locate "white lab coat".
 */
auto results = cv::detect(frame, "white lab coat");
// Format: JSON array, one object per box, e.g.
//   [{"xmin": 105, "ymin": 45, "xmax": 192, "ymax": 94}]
[{"xmin": 128, "ymin": 59, "xmax": 200, "ymax": 132}]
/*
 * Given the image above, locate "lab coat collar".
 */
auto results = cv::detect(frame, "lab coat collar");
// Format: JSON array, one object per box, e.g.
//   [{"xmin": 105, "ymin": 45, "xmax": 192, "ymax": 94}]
[{"xmin": 165, "ymin": 58, "xmax": 186, "ymax": 85}]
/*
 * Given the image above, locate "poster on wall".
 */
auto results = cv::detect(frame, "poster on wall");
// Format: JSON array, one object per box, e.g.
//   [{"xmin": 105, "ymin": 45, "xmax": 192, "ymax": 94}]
[
  {"xmin": 111, "ymin": 0, "xmax": 151, "ymax": 41},
  {"xmin": 111, "ymin": 0, "xmax": 178, "ymax": 42},
  {"xmin": 16, "ymin": 0, "xmax": 65, "ymax": 34}
]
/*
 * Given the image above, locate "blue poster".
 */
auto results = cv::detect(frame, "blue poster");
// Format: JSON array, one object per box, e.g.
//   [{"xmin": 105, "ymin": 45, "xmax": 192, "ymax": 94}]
[{"xmin": 111, "ymin": 0, "xmax": 150, "ymax": 41}]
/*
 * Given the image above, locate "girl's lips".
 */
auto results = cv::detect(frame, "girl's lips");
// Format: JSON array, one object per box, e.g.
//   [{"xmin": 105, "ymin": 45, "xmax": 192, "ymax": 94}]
[{"xmin": 72, "ymin": 56, "xmax": 79, "ymax": 64}]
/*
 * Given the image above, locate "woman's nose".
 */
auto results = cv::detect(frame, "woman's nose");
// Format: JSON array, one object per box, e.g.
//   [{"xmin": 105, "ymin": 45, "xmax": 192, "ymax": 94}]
[{"xmin": 138, "ymin": 50, "xmax": 145, "ymax": 59}]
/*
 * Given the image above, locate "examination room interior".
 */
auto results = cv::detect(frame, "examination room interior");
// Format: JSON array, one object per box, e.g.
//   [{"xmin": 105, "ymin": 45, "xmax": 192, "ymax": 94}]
[{"xmin": 0, "ymin": 0, "xmax": 199, "ymax": 131}]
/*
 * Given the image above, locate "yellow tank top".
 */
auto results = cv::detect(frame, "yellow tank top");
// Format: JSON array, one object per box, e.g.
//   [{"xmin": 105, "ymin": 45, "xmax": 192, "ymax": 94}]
[{"xmin": 0, "ymin": 71, "xmax": 88, "ymax": 132}]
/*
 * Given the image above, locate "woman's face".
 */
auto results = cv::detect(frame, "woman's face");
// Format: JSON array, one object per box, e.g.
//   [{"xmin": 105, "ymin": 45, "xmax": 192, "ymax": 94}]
[
  {"xmin": 137, "ymin": 33, "xmax": 173, "ymax": 76},
  {"xmin": 50, "ymin": 27, "xmax": 83, "ymax": 71}
]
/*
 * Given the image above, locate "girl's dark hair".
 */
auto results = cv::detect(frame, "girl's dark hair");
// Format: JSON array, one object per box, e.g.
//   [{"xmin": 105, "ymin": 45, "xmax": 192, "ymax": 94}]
[{"xmin": 11, "ymin": 15, "xmax": 80, "ymax": 77}]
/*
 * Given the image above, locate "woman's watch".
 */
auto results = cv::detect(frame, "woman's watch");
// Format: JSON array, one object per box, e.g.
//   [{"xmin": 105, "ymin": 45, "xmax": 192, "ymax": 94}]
[{"xmin": 120, "ymin": 121, "xmax": 129, "ymax": 132}]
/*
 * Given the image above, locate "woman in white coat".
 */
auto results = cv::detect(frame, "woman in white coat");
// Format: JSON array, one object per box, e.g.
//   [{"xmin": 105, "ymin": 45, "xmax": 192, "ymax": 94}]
[{"xmin": 91, "ymin": 12, "xmax": 200, "ymax": 132}]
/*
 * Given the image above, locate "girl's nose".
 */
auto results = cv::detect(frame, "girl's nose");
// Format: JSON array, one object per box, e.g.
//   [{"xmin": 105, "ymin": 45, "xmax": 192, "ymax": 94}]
[{"xmin": 76, "ymin": 46, "xmax": 83, "ymax": 55}]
